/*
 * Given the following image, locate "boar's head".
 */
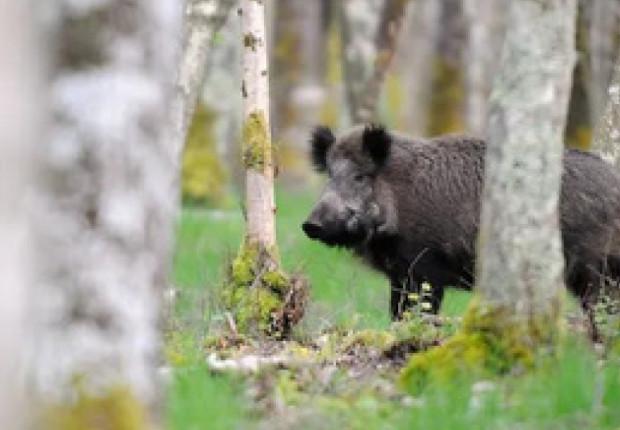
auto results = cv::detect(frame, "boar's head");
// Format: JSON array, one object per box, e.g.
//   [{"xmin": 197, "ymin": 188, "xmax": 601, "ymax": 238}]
[{"xmin": 302, "ymin": 124, "xmax": 392, "ymax": 248}]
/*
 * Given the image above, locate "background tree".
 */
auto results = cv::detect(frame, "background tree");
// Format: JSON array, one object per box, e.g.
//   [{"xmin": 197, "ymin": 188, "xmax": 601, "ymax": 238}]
[
  {"xmin": 172, "ymin": 0, "xmax": 237, "ymax": 163},
  {"xmin": 463, "ymin": 0, "xmax": 507, "ymax": 135},
  {"xmin": 339, "ymin": 0, "xmax": 409, "ymax": 124},
  {"xmin": 27, "ymin": 1, "xmax": 181, "ymax": 426},
  {"xmin": 593, "ymin": 54, "xmax": 620, "ymax": 168},
  {"xmin": 392, "ymin": 0, "xmax": 440, "ymax": 135},
  {"xmin": 272, "ymin": 0, "xmax": 329, "ymax": 177},
  {"xmin": 426, "ymin": 0, "xmax": 467, "ymax": 135},
  {"xmin": 0, "ymin": 1, "xmax": 41, "ymax": 428}
]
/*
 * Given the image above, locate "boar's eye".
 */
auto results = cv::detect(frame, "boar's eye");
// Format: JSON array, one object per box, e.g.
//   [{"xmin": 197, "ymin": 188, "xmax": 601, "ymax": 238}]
[{"xmin": 353, "ymin": 174, "xmax": 367, "ymax": 183}]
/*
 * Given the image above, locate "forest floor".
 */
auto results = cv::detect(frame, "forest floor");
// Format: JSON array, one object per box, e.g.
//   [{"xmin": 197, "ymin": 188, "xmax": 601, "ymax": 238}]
[{"xmin": 165, "ymin": 188, "xmax": 620, "ymax": 430}]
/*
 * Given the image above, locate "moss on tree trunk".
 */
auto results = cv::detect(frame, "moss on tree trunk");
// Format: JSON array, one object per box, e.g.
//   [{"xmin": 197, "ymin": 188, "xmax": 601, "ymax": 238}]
[
  {"xmin": 223, "ymin": 239, "xmax": 307, "ymax": 338},
  {"xmin": 400, "ymin": 297, "xmax": 563, "ymax": 394}
]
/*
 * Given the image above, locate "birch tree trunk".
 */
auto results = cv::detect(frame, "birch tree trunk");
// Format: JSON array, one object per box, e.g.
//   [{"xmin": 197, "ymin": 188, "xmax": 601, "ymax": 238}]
[
  {"xmin": 171, "ymin": 0, "xmax": 237, "ymax": 165},
  {"xmin": 28, "ymin": 1, "xmax": 181, "ymax": 426},
  {"xmin": 477, "ymin": 0, "xmax": 576, "ymax": 336},
  {"xmin": 241, "ymin": 0, "xmax": 276, "ymax": 249},
  {"xmin": 0, "ymin": 1, "xmax": 41, "ymax": 428},
  {"xmin": 463, "ymin": 0, "xmax": 507, "ymax": 135},
  {"xmin": 226, "ymin": 0, "xmax": 307, "ymax": 337},
  {"xmin": 593, "ymin": 57, "xmax": 620, "ymax": 168}
]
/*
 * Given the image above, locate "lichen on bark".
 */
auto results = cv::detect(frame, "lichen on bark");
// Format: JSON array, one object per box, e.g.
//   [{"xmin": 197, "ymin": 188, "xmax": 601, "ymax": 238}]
[{"xmin": 242, "ymin": 110, "xmax": 270, "ymax": 170}]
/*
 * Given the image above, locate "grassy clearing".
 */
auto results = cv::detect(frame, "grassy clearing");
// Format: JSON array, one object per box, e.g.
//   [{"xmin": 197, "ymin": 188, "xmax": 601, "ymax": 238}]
[{"xmin": 166, "ymin": 187, "xmax": 620, "ymax": 430}]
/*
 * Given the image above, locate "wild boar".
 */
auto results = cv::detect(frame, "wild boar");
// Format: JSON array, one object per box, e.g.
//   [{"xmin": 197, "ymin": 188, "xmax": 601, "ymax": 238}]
[{"xmin": 302, "ymin": 124, "xmax": 620, "ymax": 320}]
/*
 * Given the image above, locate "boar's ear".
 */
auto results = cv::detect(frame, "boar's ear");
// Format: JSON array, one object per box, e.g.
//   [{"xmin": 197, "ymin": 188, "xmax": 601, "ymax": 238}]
[
  {"xmin": 310, "ymin": 126, "xmax": 335, "ymax": 172},
  {"xmin": 362, "ymin": 124, "xmax": 391, "ymax": 166}
]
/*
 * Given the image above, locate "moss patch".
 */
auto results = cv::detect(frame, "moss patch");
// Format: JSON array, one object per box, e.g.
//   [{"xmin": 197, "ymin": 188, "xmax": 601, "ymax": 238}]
[
  {"xmin": 222, "ymin": 240, "xmax": 308, "ymax": 338},
  {"xmin": 400, "ymin": 297, "xmax": 562, "ymax": 394},
  {"xmin": 43, "ymin": 385, "xmax": 147, "ymax": 430},
  {"xmin": 242, "ymin": 111, "xmax": 271, "ymax": 171}
]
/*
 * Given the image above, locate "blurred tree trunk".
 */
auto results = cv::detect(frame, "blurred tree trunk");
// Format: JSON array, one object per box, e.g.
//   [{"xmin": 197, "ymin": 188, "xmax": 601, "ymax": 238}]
[
  {"xmin": 0, "ymin": 1, "xmax": 41, "ymax": 428},
  {"xmin": 477, "ymin": 0, "xmax": 576, "ymax": 345},
  {"xmin": 394, "ymin": 0, "xmax": 440, "ymax": 135},
  {"xmin": 201, "ymin": 7, "xmax": 243, "ymax": 188},
  {"xmin": 357, "ymin": 0, "xmax": 409, "ymax": 122},
  {"xmin": 172, "ymin": 0, "xmax": 237, "ymax": 164},
  {"xmin": 28, "ymin": 1, "xmax": 181, "ymax": 427},
  {"xmin": 463, "ymin": 0, "xmax": 507, "ymax": 135},
  {"xmin": 587, "ymin": 0, "xmax": 620, "ymax": 124},
  {"xmin": 565, "ymin": 1, "xmax": 594, "ymax": 149},
  {"xmin": 272, "ymin": 0, "xmax": 328, "ymax": 177},
  {"xmin": 593, "ymin": 55, "xmax": 620, "ymax": 168},
  {"xmin": 426, "ymin": 0, "xmax": 467, "ymax": 135},
  {"xmin": 340, "ymin": 0, "xmax": 409, "ymax": 124}
]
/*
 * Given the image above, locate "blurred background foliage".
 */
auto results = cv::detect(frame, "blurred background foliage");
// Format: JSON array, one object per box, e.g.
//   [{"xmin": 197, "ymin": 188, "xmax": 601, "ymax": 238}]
[{"xmin": 181, "ymin": 0, "xmax": 620, "ymax": 208}]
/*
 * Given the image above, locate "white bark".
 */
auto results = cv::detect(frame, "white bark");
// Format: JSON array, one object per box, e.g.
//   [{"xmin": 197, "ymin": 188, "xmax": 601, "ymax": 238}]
[
  {"xmin": 171, "ymin": 0, "xmax": 237, "ymax": 165},
  {"xmin": 28, "ymin": 0, "xmax": 182, "ymax": 417},
  {"xmin": 0, "ymin": 1, "xmax": 41, "ymax": 428},
  {"xmin": 463, "ymin": 0, "xmax": 508, "ymax": 135},
  {"xmin": 241, "ymin": 0, "xmax": 276, "ymax": 247},
  {"xmin": 478, "ymin": 0, "xmax": 576, "ymax": 313},
  {"xmin": 593, "ymin": 57, "xmax": 620, "ymax": 168}
]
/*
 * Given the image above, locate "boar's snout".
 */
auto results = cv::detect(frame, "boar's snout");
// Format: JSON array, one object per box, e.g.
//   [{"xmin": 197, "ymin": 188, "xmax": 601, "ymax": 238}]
[
  {"xmin": 302, "ymin": 219, "xmax": 324, "ymax": 239},
  {"xmin": 302, "ymin": 190, "xmax": 365, "ymax": 247}
]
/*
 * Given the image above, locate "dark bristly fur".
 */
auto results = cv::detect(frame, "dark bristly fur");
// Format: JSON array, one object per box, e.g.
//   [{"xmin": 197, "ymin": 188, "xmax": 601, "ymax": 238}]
[
  {"xmin": 303, "ymin": 124, "xmax": 620, "ymax": 323},
  {"xmin": 310, "ymin": 126, "xmax": 335, "ymax": 172}
]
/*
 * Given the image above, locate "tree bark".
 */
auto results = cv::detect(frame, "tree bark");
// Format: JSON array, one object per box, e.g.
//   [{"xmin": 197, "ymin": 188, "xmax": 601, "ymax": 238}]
[
  {"xmin": 339, "ymin": 0, "xmax": 411, "ymax": 124},
  {"xmin": 28, "ymin": 1, "xmax": 181, "ymax": 426},
  {"xmin": 478, "ymin": 0, "xmax": 576, "ymax": 324},
  {"xmin": 463, "ymin": 0, "xmax": 508, "ymax": 135},
  {"xmin": 587, "ymin": 0, "xmax": 620, "ymax": 124},
  {"xmin": 393, "ymin": 0, "xmax": 440, "ymax": 135},
  {"xmin": 241, "ymin": 0, "xmax": 276, "ymax": 248},
  {"xmin": 0, "ymin": 1, "xmax": 41, "ymax": 428},
  {"xmin": 339, "ymin": 0, "xmax": 385, "ymax": 124},
  {"xmin": 171, "ymin": 0, "xmax": 237, "ymax": 166},
  {"xmin": 592, "ymin": 56, "xmax": 620, "ymax": 168}
]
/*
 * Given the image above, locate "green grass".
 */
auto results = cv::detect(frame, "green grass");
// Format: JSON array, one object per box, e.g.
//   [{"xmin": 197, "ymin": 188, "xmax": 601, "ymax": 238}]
[
  {"xmin": 172, "ymin": 187, "xmax": 470, "ymax": 329},
  {"xmin": 166, "ymin": 187, "xmax": 620, "ymax": 430}
]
